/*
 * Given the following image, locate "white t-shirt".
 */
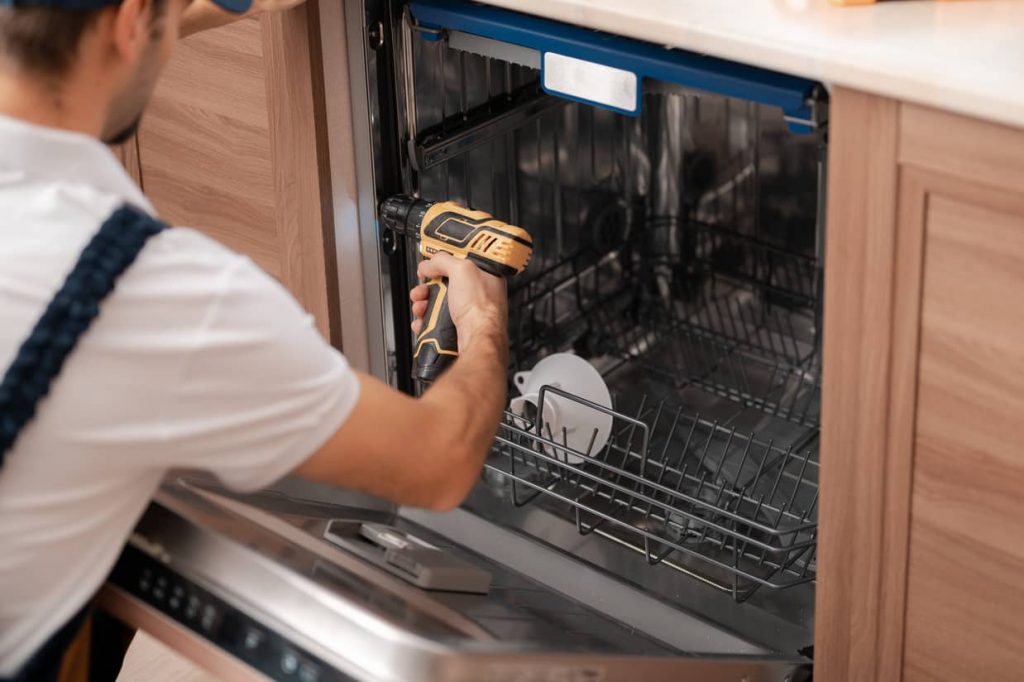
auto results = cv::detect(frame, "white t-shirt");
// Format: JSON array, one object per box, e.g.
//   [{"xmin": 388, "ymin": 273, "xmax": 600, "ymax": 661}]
[{"xmin": 0, "ymin": 115, "xmax": 360, "ymax": 674}]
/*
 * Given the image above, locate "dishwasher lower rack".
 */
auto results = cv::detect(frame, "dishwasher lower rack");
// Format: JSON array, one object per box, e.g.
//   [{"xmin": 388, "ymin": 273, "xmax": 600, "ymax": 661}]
[
  {"xmin": 463, "ymin": 176, "xmax": 821, "ymax": 603},
  {"xmin": 482, "ymin": 385, "xmax": 819, "ymax": 602}
]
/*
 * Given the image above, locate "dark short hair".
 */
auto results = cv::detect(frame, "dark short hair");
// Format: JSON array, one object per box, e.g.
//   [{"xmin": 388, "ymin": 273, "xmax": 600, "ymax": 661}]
[
  {"xmin": 0, "ymin": 7, "xmax": 104, "ymax": 76},
  {"xmin": 0, "ymin": 0, "xmax": 166, "ymax": 77}
]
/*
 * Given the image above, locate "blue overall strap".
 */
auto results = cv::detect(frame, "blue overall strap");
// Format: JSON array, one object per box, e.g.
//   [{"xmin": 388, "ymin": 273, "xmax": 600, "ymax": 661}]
[{"xmin": 0, "ymin": 205, "xmax": 166, "ymax": 465}]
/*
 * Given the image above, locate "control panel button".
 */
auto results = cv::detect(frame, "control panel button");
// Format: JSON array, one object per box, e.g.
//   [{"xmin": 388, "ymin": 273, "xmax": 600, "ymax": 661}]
[
  {"xmin": 185, "ymin": 596, "xmax": 200, "ymax": 620},
  {"xmin": 152, "ymin": 577, "xmax": 167, "ymax": 602},
  {"xmin": 281, "ymin": 651, "xmax": 299, "ymax": 675},
  {"xmin": 168, "ymin": 585, "xmax": 185, "ymax": 611},
  {"xmin": 242, "ymin": 628, "xmax": 264, "ymax": 651},
  {"xmin": 297, "ymin": 662, "xmax": 320, "ymax": 682},
  {"xmin": 200, "ymin": 605, "xmax": 217, "ymax": 632}
]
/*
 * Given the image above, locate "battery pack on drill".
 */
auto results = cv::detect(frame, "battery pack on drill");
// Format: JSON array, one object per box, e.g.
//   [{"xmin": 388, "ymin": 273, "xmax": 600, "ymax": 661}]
[{"xmin": 380, "ymin": 195, "xmax": 533, "ymax": 382}]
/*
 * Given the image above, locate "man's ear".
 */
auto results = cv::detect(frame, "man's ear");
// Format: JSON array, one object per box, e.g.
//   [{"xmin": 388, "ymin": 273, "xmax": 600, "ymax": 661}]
[{"xmin": 109, "ymin": 0, "xmax": 152, "ymax": 63}]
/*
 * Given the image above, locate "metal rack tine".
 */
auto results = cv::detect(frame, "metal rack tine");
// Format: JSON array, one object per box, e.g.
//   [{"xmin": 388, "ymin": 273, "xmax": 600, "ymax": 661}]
[
  {"xmin": 672, "ymin": 416, "xmax": 702, "ymax": 487},
  {"xmin": 781, "ymin": 448, "xmax": 815, "ymax": 517}
]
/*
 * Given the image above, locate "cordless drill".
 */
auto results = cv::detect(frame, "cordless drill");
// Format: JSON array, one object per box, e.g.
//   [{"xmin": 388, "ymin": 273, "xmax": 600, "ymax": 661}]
[{"xmin": 380, "ymin": 195, "xmax": 533, "ymax": 382}]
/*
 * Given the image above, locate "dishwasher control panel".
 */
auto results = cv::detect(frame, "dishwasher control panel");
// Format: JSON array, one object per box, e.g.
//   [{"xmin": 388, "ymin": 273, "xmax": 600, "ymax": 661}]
[{"xmin": 109, "ymin": 546, "xmax": 357, "ymax": 682}]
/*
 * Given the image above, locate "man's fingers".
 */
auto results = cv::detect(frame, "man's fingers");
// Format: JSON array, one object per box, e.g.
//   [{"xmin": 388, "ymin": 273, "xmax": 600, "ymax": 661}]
[
  {"xmin": 409, "ymin": 279, "xmax": 431, "ymax": 336},
  {"xmin": 410, "ymin": 283, "xmax": 429, "ymax": 302},
  {"xmin": 416, "ymin": 251, "xmax": 461, "ymax": 281}
]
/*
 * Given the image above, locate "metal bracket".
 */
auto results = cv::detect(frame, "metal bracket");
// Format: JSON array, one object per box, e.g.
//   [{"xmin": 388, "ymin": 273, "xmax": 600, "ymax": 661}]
[{"xmin": 412, "ymin": 88, "xmax": 565, "ymax": 171}]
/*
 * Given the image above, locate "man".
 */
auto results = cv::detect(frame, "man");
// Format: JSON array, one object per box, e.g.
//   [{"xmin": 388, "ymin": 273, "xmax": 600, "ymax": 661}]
[{"xmin": 0, "ymin": 0, "xmax": 510, "ymax": 676}]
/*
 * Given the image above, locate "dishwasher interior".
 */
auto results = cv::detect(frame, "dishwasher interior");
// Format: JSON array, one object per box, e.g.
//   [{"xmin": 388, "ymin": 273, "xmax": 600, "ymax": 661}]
[{"xmin": 368, "ymin": 0, "xmax": 827, "ymax": 657}]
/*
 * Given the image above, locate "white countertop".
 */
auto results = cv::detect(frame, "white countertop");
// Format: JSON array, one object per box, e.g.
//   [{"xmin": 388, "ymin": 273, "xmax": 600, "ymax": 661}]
[{"xmin": 476, "ymin": 0, "xmax": 1024, "ymax": 130}]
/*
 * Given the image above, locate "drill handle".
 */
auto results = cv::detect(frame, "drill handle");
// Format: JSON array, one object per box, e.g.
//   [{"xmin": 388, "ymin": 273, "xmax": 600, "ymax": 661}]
[{"xmin": 413, "ymin": 277, "xmax": 459, "ymax": 382}]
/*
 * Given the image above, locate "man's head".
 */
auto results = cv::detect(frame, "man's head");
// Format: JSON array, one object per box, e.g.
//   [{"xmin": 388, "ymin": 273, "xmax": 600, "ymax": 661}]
[{"xmin": 0, "ymin": 0, "xmax": 247, "ymax": 144}]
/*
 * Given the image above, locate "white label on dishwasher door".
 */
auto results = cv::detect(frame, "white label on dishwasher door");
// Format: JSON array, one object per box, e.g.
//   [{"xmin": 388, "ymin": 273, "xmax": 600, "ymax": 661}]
[{"xmin": 542, "ymin": 52, "xmax": 638, "ymax": 113}]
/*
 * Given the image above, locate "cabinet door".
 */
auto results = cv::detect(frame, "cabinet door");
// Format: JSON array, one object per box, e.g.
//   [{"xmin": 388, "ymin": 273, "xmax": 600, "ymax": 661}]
[
  {"xmin": 136, "ymin": 9, "xmax": 337, "ymax": 341},
  {"xmin": 896, "ymin": 107, "xmax": 1024, "ymax": 682},
  {"xmin": 817, "ymin": 90, "xmax": 1024, "ymax": 681}
]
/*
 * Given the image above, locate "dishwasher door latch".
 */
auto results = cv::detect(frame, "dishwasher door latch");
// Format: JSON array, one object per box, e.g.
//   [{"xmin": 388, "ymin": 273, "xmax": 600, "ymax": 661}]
[{"xmin": 323, "ymin": 520, "xmax": 491, "ymax": 594}]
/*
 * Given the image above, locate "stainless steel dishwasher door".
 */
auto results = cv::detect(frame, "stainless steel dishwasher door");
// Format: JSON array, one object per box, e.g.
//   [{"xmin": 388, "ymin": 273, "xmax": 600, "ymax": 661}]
[{"xmin": 107, "ymin": 478, "xmax": 810, "ymax": 682}]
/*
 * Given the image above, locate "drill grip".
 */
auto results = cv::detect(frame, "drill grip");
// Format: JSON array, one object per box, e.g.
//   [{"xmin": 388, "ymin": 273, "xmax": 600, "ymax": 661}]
[{"xmin": 413, "ymin": 277, "xmax": 459, "ymax": 382}]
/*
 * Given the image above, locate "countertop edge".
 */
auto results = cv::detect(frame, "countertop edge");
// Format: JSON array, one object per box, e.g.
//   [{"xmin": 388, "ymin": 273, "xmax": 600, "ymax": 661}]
[{"xmin": 473, "ymin": 0, "xmax": 1024, "ymax": 131}]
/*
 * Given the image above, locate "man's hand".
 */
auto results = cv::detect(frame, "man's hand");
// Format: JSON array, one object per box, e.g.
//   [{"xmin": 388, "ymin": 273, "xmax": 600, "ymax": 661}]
[
  {"xmin": 296, "ymin": 253, "xmax": 511, "ymax": 512},
  {"xmin": 409, "ymin": 252, "xmax": 508, "ymax": 353},
  {"xmin": 180, "ymin": 0, "xmax": 307, "ymax": 38}
]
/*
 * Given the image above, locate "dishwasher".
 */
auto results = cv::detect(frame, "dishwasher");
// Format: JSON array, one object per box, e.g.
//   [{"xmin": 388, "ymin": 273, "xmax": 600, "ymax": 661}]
[{"xmin": 106, "ymin": 1, "xmax": 826, "ymax": 679}]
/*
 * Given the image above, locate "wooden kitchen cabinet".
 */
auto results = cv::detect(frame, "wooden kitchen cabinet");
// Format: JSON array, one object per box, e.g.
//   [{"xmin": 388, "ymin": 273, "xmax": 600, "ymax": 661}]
[
  {"xmin": 119, "ymin": 6, "xmax": 339, "ymax": 342},
  {"xmin": 817, "ymin": 88, "xmax": 1024, "ymax": 681}
]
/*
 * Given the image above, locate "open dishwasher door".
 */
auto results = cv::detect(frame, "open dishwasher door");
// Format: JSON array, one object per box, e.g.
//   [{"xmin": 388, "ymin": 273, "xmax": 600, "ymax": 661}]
[{"xmin": 105, "ymin": 478, "xmax": 809, "ymax": 681}]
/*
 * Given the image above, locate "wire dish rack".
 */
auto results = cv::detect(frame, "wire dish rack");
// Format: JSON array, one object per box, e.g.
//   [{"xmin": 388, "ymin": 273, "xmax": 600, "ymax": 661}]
[
  {"xmin": 491, "ymin": 223, "xmax": 820, "ymax": 601},
  {"xmin": 402, "ymin": 26, "xmax": 824, "ymax": 602},
  {"xmin": 487, "ymin": 387, "xmax": 818, "ymax": 602},
  {"xmin": 470, "ymin": 142, "xmax": 819, "ymax": 601}
]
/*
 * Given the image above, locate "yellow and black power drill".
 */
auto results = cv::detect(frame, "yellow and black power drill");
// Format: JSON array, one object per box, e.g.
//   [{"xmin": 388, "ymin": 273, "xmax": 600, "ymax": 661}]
[{"xmin": 380, "ymin": 195, "xmax": 533, "ymax": 382}]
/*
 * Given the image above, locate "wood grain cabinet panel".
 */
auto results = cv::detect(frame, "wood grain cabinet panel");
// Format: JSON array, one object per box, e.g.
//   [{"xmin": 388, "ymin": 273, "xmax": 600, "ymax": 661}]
[
  {"xmin": 903, "ymin": 185, "xmax": 1024, "ymax": 682},
  {"xmin": 816, "ymin": 89, "xmax": 1024, "ymax": 681},
  {"xmin": 141, "ymin": 18, "xmax": 280, "ymax": 274},
  {"xmin": 134, "ymin": 8, "xmax": 337, "ymax": 341}
]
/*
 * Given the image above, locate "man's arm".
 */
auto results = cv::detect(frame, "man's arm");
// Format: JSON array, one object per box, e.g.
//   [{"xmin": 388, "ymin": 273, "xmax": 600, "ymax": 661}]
[
  {"xmin": 295, "ymin": 253, "xmax": 509, "ymax": 511},
  {"xmin": 174, "ymin": 0, "xmax": 506, "ymax": 509}
]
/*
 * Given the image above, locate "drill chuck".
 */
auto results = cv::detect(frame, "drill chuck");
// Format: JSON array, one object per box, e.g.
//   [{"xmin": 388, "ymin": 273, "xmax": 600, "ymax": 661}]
[
  {"xmin": 379, "ymin": 195, "xmax": 532, "ymax": 382},
  {"xmin": 379, "ymin": 194, "xmax": 428, "ymax": 238}
]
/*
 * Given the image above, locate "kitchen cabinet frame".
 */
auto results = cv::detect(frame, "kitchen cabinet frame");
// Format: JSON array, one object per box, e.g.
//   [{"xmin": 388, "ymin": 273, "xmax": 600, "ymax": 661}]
[{"xmin": 119, "ymin": 4, "xmax": 341, "ymax": 343}]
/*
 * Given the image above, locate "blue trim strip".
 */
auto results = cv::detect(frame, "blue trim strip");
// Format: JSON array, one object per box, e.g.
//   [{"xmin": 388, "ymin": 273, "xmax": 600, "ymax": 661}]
[{"xmin": 410, "ymin": 0, "xmax": 818, "ymax": 126}]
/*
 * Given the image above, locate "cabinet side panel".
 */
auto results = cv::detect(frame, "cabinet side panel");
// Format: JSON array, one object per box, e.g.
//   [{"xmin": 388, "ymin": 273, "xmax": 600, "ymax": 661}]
[
  {"xmin": 139, "ymin": 18, "xmax": 280, "ymax": 278},
  {"xmin": 263, "ymin": 4, "xmax": 335, "ymax": 341},
  {"xmin": 815, "ymin": 87, "xmax": 902, "ymax": 682}
]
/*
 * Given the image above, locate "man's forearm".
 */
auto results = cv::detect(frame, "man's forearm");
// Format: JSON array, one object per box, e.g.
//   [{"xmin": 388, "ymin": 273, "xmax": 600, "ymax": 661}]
[
  {"xmin": 423, "ymin": 324, "xmax": 508, "ymax": 451},
  {"xmin": 298, "ymin": 256, "xmax": 511, "ymax": 511},
  {"xmin": 418, "ymin": 322, "xmax": 509, "ymax": 503}
]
